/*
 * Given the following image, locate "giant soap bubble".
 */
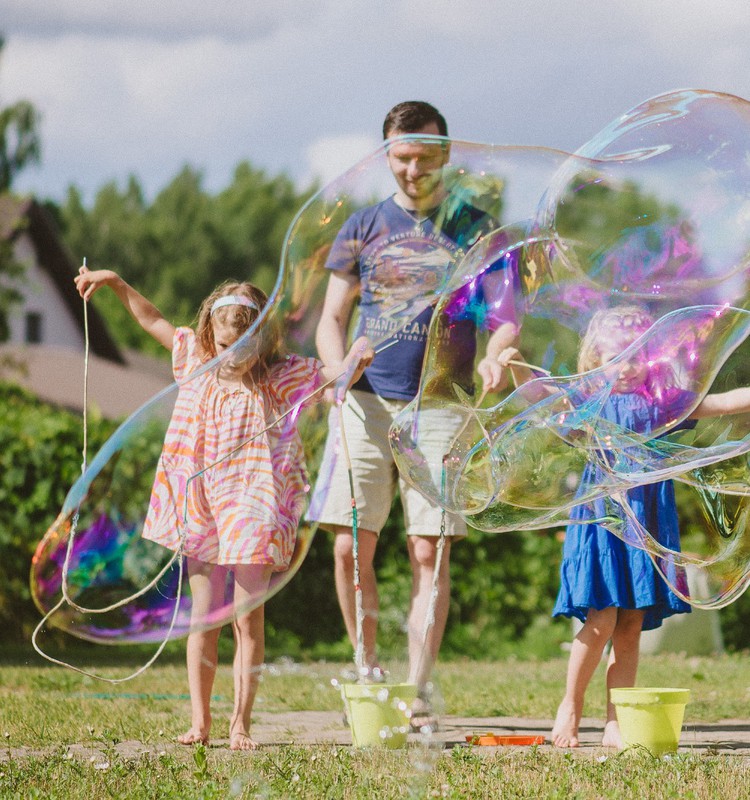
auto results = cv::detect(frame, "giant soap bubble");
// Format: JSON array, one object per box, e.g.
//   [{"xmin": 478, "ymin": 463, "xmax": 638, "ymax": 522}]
[
  {"xmin": 33, "ymin": 89, "xmax": 750, "ymax": 667},
  {"xmin": 32, "ymin": 134, "xmax": 570, "ymax": 653},
  {"xmin": 390, "ymin": 89, "xmax": 750, "ymax": 609}
]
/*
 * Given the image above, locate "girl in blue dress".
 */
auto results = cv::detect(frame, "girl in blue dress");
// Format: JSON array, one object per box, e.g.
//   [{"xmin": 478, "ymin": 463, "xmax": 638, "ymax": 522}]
[{"xmin": 500, "ymin": 305, "xmax": 750, "ymax": 749}]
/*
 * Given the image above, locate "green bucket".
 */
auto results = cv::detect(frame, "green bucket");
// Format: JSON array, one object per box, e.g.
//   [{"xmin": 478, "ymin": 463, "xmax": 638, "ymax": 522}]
[
  {"xmin": 611, "ymin": 687, "xmax": 690, "ymax": 755},
  {"xmin": 341, "ymin": 683, "xmax": 417, "ymax": 748}
]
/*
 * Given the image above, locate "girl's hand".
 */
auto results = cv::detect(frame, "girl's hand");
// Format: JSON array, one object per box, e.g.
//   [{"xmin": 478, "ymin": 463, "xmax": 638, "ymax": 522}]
[
  {"xmin": 496, "ymin": 346, "xmax": 537, "ymax": 388},
  {"xmin": 477, "ymin": 355, "xmax": 508, "ymax": 393},
  {"xmin": 74, "ymin": 266, "xmax": 120, "ymax": 301},
  {"xmin": 344, "ymin": 336, "xmax": 375, "ymax": 387},
  {"xmin": 319, "ymin": 337, "xmax": 375, "ymax": 401},
  {"xmin": 496, "ymin": 346, "xmax": 522, "ymax": 368}
]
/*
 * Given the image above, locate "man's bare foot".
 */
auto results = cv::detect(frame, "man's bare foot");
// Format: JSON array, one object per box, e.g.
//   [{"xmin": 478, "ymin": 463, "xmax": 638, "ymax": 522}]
[
  {"xmin": 601, "ymin": 719, "xmax": 623, "ymax": 748},
  {"xmin": 177, "ymin": 727, "xmax": 209, "ymax": 746},
  {"xmin": 230, "ymin": 731, "xmax": 258, "ymax": 751},
  {"xmin": 551, "ymin": 697, "xmax": 580, "ymax": 748},
  {"xmin": 410, "ymin": 695, "xmax": 439, "ymax": 732}
]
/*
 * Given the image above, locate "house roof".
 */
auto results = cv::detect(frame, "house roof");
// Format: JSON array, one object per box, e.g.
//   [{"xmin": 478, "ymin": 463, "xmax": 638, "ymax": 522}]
[
  {"xmin": 0, "ymin": 194, "xmax": 125, "ymax": 364},
  {"xmin": 0, "ymin": 343, "xmax": 173, "ymax": 419}
]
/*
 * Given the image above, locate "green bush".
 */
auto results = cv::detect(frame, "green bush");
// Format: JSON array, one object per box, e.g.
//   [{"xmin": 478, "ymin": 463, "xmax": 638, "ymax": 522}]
[
  {"xmin": 0, "ymin": 383, "xmax": 116, "ymax": 638},
  {"xmin": 4, "ymin": 378, "xmax": 746, "ymax": 661}
]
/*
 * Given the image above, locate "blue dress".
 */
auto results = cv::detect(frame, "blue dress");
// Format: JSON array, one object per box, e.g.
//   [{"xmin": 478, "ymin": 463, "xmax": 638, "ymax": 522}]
[{"xmin": 552, "ymin": 391, "xmax": 691, "ymax": 631}]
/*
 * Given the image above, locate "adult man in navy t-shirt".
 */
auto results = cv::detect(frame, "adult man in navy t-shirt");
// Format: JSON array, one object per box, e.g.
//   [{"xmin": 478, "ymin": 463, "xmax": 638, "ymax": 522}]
[{"xmin": 311, "ymin": 101, "xmax": 517, "ymax": 723}]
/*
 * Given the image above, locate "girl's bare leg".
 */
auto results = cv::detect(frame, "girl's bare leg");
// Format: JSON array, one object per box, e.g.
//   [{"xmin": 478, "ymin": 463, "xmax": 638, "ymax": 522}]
[
  {"xmin": 178, "ymin": 560, "xmax": 226, "ymax": 745},
  {"xmin": 552, "ymin": 607, "xmax": 617, "ymax": 748},
  {"xmin": 602, "ymin": 608, "xmax": 644, "ymax": 748},
  {"xmin": 229, "ymin": 565, "xmax": 272, "ymax": 750}
]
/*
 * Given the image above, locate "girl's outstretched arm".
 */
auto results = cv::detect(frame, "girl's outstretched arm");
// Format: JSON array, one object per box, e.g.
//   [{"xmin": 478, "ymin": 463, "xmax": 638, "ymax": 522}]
[
  {"xmin": 692, "ymin": 387, "xmax": 750, "ymax": 419},
  {"xmin": 74, "ymin": 266, "xmax": 176, "ymax": 351}
]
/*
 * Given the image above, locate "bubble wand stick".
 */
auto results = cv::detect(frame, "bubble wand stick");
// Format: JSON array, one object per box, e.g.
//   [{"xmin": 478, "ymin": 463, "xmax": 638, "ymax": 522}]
[
  {"xmin": 412, "ymin": 360, "xmax": 552, "ymax": 704},
  {"xmin": 335, "ymin": 338, "xmax": 398, "ymax": 679},
  {"xmin": 337, "ymin": 401, "xmax": 365, "ymax": 675}
]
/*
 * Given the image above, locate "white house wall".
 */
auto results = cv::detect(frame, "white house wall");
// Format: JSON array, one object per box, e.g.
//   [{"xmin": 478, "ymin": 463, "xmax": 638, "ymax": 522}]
[{"xmin": 6, "ymin": 232, "xmax": 84, "ymax": 351}]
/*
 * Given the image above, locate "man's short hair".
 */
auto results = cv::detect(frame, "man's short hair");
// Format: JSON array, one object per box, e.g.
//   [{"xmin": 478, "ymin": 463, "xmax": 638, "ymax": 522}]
[{"xmin": 382, "ymin": 101, "xmax": 448, "ymax": 139}]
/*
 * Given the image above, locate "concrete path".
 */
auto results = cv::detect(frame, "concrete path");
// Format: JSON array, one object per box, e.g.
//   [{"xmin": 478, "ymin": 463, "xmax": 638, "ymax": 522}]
[
  {"xmin": 246, "ymin": 710, "xmax": 750, "ymax": 754},
  {"xmin": 5, "ymin": 711, "xmax": 750, "ymax": 760}
]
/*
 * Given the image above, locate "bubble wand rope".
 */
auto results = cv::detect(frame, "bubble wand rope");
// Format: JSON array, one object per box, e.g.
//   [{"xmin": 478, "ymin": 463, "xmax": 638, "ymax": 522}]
[
  {"xmin": 506, "ymin": 358, "xmax": 551, "ymax": 376},
  {"xmin": 337, "ymin": 400, "xmax": 365, "ymax": 674},
  {"xmin": 33, "ymin": 333, "xmax": 380, "ymax": 679},
  {"xmin": 412, "ymin": 459, "xmax": 448, "ymax": 696},
  {"xmin": 332, "ymin": 339, "xmax": 398, "ymax": 677},
  {"xmin": 32, "ymin": 264, "xmax": 186, "ymax": 681}
]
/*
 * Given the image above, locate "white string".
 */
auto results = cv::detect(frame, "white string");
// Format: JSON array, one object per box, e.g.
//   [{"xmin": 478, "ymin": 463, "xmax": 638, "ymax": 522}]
[
  {"xmin": 337, "ymin": 402, "xmax": 365, "ymax": 673},
  {"xmin": 31, "ymin": 262, "xmax": 186, "ymax": 682},
  {"xmin": 413, "ymin": 384, "xmax": 491, "ymax": 688},
  {"xmin": 31, "ymin": 300, "xmax": 370, "ymax": 681}
]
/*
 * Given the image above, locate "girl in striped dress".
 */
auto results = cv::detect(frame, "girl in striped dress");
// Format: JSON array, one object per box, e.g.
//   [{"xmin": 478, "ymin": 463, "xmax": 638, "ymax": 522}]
[{"xmin": 75, "ymin": 266, "xmax": 372, "ymax": 750}]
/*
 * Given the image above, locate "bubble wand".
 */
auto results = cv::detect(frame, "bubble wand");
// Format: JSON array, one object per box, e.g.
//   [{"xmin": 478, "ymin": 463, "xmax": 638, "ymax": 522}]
[
  {"xmin": 33, "ymin": 308, "xmax": 380, "ymax": 679},
  {"xmin": 32, "ymin": 259, "xmax": 186, "ymax": 681},
  {"xmin": 334, "ymin": 338, "xmax": 398, "ymax": 678}
]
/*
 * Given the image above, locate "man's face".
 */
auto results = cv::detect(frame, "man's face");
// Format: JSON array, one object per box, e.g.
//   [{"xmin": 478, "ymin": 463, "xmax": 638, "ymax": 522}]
[{"xmin": 385, "ymin": 122, "xmax": 449, "ymax": 207}]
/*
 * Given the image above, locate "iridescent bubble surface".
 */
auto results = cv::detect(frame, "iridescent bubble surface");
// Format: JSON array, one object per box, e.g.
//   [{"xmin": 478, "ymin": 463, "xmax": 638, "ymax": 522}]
[
  {"xmin": 391, "ymin": 89, "xmax": 750, "ymax": 608},
  {"xmin": 33, "ymin": 89, "xmax": 750, "ymax": 655},
  {"xmin": 33, "ymin": 135, "xmax": 556, "ymax": 645}
]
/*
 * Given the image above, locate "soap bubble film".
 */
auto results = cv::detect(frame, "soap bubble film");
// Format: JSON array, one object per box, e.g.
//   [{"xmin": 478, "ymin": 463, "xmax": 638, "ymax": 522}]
[
  {"xmin": 32, "ymin": 89, "xmax": 750, "ymax": 667},
  {"xmin": 32, "ymin": 133, "xmax": 545, "ymax": 647},
  {"xmin": 391, "ymin": 89, "xmax": 750, "ymax": 609}
]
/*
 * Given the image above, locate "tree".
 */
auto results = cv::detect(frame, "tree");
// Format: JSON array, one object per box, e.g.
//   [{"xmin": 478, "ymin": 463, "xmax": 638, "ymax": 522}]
[
  {"xmin": 0, "ymin": 35, "xmax": 41, "ymax": 191},
  {"xmin": 57, "ymin": 164, "xmax": 309, "ymax": 355}
]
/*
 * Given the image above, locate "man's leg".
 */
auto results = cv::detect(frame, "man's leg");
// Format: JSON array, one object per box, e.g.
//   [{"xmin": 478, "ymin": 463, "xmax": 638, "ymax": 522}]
[
  {"xmin": 406, "ymin": 534, "xmax": 452, "ymax": 690},
  {"xmin": 333, "ymin": 525, "xmax": 380, "ymax": 669}
]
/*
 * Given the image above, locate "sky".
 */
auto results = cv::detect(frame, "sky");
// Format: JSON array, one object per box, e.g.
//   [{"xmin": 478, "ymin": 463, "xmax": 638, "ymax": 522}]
[{"xmin": 2, "ymin": 0, "xmax": 750, "ymax": 205}]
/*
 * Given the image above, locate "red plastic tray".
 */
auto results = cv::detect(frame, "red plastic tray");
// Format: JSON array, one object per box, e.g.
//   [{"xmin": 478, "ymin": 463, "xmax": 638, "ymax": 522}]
[{"xmin": 466, "ymin": 733, "xmax": 546, "ymax": 746}]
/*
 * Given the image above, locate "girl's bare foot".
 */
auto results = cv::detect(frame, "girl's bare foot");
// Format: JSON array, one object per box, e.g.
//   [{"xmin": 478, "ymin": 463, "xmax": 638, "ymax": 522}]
[
  {"xmin": 230, "ymin": 730, "xmax": 258, "ymax": 751},
  {"xmin": 601, "ymin": 719, "xmax": 623, "ymax": 748},
  {"xmin": 551, "ymin": 697, "xmax": 580, "ymax": 748},
  {"xmin": 177, "ymin": 727, "xmax": 209, "ymax": 746}
]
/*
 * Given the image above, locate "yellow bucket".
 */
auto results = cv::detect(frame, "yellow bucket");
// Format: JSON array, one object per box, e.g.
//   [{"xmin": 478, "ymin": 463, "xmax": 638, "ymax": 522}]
[
  {"xmin": 341, "ymin": 683, "xmax": 417, "ymax": 748},
  {"xmin": 611, "ymin": 687, "xmax": 690, "ymax": 755}
]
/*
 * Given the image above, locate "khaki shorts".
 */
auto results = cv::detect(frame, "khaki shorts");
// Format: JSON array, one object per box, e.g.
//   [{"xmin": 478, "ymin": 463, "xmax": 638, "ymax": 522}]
[{"xmin": 308, "ymin": 389, "xmax": 467, "ymax": 537}]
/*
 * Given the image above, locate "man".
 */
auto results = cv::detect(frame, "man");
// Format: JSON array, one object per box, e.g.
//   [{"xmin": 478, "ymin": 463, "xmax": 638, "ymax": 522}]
[{"xmin": 312, "ymin": 101, "xmax": 516, "ymax": 723}]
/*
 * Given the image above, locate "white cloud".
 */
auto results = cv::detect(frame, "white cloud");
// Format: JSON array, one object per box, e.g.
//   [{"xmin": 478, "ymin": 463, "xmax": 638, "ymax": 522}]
[
  {"xmin": 303, "ymin": 133, "xmax": 381, "ymax": 189},
  {"xmin": 0, "ymin": 0, "xmax": 330, "ymax": 41},
  {"xmin": 3, "ymin": 0, "xmax": 750, "ymax": 203}
]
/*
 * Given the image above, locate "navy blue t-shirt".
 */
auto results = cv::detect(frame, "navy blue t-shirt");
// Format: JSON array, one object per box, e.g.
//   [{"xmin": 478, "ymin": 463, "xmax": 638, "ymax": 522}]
[{"xmin": 326, "ymin": 195, "xmax": 492, "ymax": 400}]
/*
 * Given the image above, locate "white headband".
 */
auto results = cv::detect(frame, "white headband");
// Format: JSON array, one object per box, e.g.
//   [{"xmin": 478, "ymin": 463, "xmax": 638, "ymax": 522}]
[{"xmin": 210, "ymin": 295, "xmax": 259, "ymax": 315}]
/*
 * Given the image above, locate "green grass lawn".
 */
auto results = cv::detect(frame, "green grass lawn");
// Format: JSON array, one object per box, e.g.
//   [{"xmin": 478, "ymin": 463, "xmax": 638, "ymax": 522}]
[{"xmin": 2, "ymin": 646, "xmax": 750, "ymax": 799}]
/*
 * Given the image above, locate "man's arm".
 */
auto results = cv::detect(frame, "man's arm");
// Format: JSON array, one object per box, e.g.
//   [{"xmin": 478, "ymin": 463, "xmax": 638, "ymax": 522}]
[{"xmin": 315, "ymin": 271, "xmax": 361, "ymax": 366}]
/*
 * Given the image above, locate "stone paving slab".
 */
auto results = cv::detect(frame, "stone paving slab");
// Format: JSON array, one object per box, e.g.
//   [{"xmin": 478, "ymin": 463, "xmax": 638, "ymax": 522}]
[
  {"xmin": 247, "ymin": 711, "xmax": 750, "ymax": 755},
  {"xmin": 5, "ymin": 711, "xmax": 750, "ymax": 760}
]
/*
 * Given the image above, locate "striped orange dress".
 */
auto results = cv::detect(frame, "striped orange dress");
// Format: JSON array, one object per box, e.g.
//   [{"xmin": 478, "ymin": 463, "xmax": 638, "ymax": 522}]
[{"xmin": 142, "ymin": 327, "xmax": 321, "ymax": 569}]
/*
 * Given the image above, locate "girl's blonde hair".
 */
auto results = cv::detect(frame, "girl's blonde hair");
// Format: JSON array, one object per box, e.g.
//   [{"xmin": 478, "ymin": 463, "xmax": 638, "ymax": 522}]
[
  {"xmin": 195, "ymin": 281, "xmax": 284, "ymax": 372},
  {"xmin": 578, "ymin": 305, "xmax": 654, "ymax": 373}
]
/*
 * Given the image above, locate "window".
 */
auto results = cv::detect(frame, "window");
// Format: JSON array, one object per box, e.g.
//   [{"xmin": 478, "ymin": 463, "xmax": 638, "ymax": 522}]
[{"xmin": 25, "ymin": 312, "xmax": 43, "ymax": 344}]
